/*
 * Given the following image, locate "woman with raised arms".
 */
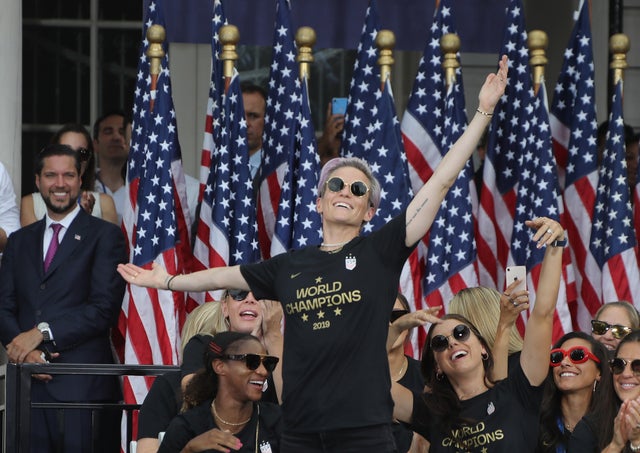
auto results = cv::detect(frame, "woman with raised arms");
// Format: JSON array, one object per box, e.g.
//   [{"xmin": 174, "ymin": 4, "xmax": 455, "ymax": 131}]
[{"xmin": 118, "ymin": 55, "xmax": 508, "ymax": 453}]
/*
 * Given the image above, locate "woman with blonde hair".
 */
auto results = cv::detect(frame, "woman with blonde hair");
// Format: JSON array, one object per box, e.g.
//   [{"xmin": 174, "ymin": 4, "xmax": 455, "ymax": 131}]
[
  {"xmin": 449, "ymin": 285, "xmax": 527, "ymax": 380},
  {"xmin": 136, "ymin": 296, "xmax": 282, "ymax": 453},
  {"xmin": 591, "ymin": 301, "xmax": 640, "ymax": 353}
]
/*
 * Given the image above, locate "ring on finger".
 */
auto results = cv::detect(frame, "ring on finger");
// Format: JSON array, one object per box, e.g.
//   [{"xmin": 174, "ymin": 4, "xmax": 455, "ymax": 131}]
[
  {"xmin": 510, "ymin": 298, "xmax": 518, "ymax": 306},
  {"xmin": 546, "ymin": 228, "xmax": 553, "ymax": 234}
]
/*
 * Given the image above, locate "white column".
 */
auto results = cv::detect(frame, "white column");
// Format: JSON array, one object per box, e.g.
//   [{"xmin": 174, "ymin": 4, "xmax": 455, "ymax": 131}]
[{"xmin": 0, "ymin": 0, "xmax": 22, "ymax": 195}]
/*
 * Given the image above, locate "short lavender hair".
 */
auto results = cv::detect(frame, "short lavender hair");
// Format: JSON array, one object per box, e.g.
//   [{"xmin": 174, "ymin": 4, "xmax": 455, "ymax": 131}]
[{"xmin": 317, "ymin": 157, "xmax": 381, "ymax": 210}]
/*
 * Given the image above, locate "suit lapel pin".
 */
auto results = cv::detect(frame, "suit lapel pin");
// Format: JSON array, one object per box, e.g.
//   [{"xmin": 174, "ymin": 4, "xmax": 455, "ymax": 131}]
[{"xmin": 75, "ymin": 234, "xmax": 81, "ymax": 241}]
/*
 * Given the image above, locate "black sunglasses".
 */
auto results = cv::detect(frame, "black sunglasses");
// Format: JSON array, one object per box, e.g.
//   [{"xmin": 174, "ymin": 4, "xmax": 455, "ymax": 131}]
[
  {"xmin": 610, "ymin": 357, "xmax": 640, "ymax": 376},
  {"xmin": 223, "ymin": 353, "xmax": 279, "ymax": 373},
  {"xmin": 591, "ymin": 320, "xmax": 632, "ymax": 339},
  {"xmin": 390, "ymin": 309, "xmax": 409, "ymax": 324},
  {"xmin": 226, "ymin": 289, "xmax": 249, "ymax": 301},
  {"xmin": 325, "ymin": 176, "xmax": 369, "ymax": 197},
  {"xmin": 549, "ymin": 346, "xmax": 600, "ymax": 367},
  {"xmin": 430, "ymin": 324, "xmax": 471, "ymax": 352}
]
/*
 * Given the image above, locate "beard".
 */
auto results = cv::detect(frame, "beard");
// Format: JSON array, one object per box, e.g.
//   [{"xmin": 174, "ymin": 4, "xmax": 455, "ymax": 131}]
[{"xmin": 41, "ymin": 191, "xmax": 78, "ymax": 215}]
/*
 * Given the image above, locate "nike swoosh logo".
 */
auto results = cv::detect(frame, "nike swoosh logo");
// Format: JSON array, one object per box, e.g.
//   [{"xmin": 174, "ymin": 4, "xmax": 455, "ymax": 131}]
[{"xmin": 290, "ymin": 272, "xmax": 301, "ymax": 279}]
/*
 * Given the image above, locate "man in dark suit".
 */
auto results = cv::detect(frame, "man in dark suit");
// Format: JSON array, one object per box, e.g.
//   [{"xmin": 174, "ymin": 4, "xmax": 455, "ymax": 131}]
[{"xmin": 0, "ymin": 144, "xmax": 127, "ymax": 452}]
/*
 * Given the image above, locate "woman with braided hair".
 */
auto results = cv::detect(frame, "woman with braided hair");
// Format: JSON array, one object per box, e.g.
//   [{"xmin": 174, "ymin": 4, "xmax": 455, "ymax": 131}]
[{"xmin": 158, "ymin": 331, "xmax": 282, "ymax": 453}]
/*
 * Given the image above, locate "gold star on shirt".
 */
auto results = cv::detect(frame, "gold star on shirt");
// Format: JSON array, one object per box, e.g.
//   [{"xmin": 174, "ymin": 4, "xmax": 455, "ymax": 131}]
[
  {"xmin": 334, "ymin": 307, "xmax": 342, "ymax": 316},
  {"xmin": 315, "ymin": 276, "xmax": 323, "ymax": 284},
  {"xmin": 301, "ymin": 313, "xmax": 309, "ymax": 322},
  {"xmin": 317, "ymin": 310, "xmax": 325, "ymax": 319}
]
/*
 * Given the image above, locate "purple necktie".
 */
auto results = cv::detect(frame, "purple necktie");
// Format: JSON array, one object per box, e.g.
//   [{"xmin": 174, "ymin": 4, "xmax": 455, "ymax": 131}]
[{"xmin": 43, "ymin": 223, "xmax": 63, "ymax": 272}]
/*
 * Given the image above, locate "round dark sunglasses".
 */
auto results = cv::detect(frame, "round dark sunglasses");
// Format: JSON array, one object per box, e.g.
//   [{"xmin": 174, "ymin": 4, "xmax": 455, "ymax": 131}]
[
  {"xmin": 549, "ymin": 346, "xmax": 600, "ymax": 367},
  {"xmin": 610, "ymin": 357, "xmax": 640, "ymax": 376},
  {"xmin": 430, "ymin": 324, "xmax": 471, "ymax": 352},
  {"xmin": 390, "ymin": 309, "xmax": 409, "ymax": 324},
  {"xmin": 226, "ymin": 289, "xmax": 249, "ymax": 301},
  {"xmin": 222, "ymin": 353, "xmax": 279, "ymax": 373},
  {"xmin": 325, "ymin": 176, "xmax": 369, "ymax": 197},
  {"xmin": 591, "ymin": 320, "xmax": 632, "ymax": 339}
]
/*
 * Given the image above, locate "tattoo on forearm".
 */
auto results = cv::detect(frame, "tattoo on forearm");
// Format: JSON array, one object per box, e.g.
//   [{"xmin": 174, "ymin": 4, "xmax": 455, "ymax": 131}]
[{"xmin": 406, "ymin": 197, "xmax": 429, "ymax": 226}]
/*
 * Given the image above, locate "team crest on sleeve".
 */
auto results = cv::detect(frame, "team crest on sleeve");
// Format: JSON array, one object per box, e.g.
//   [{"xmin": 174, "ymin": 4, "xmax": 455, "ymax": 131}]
[{"xmin": 345, "ymin": 254, "xmax": 356, "ymax": 270}]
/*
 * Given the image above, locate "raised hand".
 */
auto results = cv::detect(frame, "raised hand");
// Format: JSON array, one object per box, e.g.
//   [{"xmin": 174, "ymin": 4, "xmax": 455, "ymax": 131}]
[{"xmin": 478, "ymin": 55, "xmax": 508, "ymax": 114}]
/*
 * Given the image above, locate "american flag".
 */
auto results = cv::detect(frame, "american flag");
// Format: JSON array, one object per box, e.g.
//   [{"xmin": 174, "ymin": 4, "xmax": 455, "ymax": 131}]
[
  {"xmin": 590, "ymin": 81, "xmax": 640, "ymax": 307},
  {"xmin": 477, "ymin": 0, "xmax": 571, "ymax": 339},
  {"xmin": 400, "ymin": 0, "xmax": 478, "ymax": 355},
  {"xmin": 549, "ymin": 1, "xmax": 600, "ymax": 331},
  {"xmin": 196, "ymin": 0, "xmax": 226, "ymax": 200},
  {"xmin": 194, "ymin": 69, "xmax": 260, "ymax": 303},
  {"xmin": 192, "ymin": 0, "xmax": 228, "ymax": 303},
  {"xmin": 346, "ymin": 79, "xmax": 412, "ymax": 234},
  {"xmin": 116, "ymin": 0, "xmax": 193, "ymax": 445},
  {"xmin": 345, "ymin": 76, "xmax": 416, "ymax": 356},
  {"xmin": 256, "ymin": 0, "xmax": 301, "ymax": 259},
  {"xmin": 340, "ymin": 0, "xmax": 380, "ymax": 158},
  {"xmin": 402, "ymin": 0, "xmax": 460, "ymax": 193},
  {"xmin": 270, "ymin": 74, "xmax": 323, "ymax": 255}
]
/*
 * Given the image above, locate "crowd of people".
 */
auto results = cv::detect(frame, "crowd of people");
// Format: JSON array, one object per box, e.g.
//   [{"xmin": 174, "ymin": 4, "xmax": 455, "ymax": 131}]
[{"xmin": 3, "ymin": 54, "xmax": 640, "ymax": 453}]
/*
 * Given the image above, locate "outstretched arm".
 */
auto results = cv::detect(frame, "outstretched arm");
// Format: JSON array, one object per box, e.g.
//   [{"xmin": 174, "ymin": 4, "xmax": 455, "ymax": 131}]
[
  {"xmin": 405, "ymin": 55, "xmax": 508, "ymax": 247},
  {"xmin": 519, "ymin": 217, "xmax": 564, "ymax": 386},
  {"xmin": 491, "ymin": 284, "xmax": 528, "ymax": 381},
  {"xmin": 117, "ymin": 262, "xmax": 249, "ymax": 293}
]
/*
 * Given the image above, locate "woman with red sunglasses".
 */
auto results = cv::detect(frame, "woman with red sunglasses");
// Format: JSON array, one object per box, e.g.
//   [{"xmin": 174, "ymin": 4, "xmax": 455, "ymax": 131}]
[
  {"xmin": 388, "ymin": 217, "xmax": 565, "ymax": 452},
  {"xmin": 118, "ymin": 56, "xmax": 509, "ymax": 452},
  {"xmin": 569, "ymin": 330, "xmax": 640, "ymax": 452},
  {"xmin": 536, "ymin": 332, "xmax": 614, "ymax": 453},
  {"xmin": 158, "ymin": 331, "xmax": 281, "ymax": 453}
]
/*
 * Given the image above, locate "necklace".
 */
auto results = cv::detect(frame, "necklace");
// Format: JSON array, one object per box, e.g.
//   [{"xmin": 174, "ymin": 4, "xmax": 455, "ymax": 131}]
[
  {"xmin": 394, "ymin": 357, "xmax": 407, "ymax": 381},
  {"xmin": 320, "ymin": 239, "xmax": 352, "ymax": 248},
  {"xmin": 211, "ymin": 399, "xmax": 252, "ymax": 427}
]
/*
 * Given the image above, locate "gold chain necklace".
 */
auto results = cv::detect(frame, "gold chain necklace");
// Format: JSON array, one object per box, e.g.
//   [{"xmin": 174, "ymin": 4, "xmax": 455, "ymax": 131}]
[
  {"xmin": 395, "ymin": 357, "xmax": 407, "ymax": 381},
  {"xmin": 211, "ymin": 399, "xmax": 252, "ymax": 427}
]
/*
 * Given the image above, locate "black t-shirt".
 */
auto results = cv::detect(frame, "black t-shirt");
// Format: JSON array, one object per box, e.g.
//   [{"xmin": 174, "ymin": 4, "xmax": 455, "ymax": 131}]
[
  {"xmin": 393, "ymin": 356, "xmax": 425, "ymax": 453},
  {"xmin": 158, "ymin": 400, "xmax": 282, "ymax": 453},
  {"xmin": 137, "ymin": 371, "xmax": 279, "ymax": 441},
  {"xmin": 137, "ymin": 371, "xmax": 182, "ymax": 440},
  {"xmin": 410, "ymin": 362, "xmax": 543, "ymax": 452},
  {"xmin": 567, "ymin": 414, "xmax": 599, "ymax": 453},
  {"xmin": 240, "ymin": 211, "xmax": 415, "ymax": 432}
]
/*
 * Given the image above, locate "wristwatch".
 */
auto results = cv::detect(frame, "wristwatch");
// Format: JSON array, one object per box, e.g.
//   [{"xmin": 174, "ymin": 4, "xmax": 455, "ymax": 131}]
[
  {"xmin": 37, "ymin": 322, "xmax": 53, "ymax": 343},
  {"xmin": 550, "ymin": 238, "xmax": 567, "ymax": 248}
]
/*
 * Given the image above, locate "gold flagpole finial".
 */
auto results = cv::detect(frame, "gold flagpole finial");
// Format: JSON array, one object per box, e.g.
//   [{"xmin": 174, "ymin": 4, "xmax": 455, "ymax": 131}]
[
  {"xmin": 220, "ymin": 24, "xmax": 240, "ymax": 90},
  {"xmin": 528, "ymin": 30, "xmax": 548, "ymax": 95},
  {"xmin": 376, "ymin": 29, "xmax": 395, "ymax": 88},
  {"xmin": 296, "ymin": 26, "xmax": 316, "ymax": 80},
  {"xmin": 441, "ymin": 33, "xmax": 461, "ymax": 90},
  {"xmin": 610, "ymin": 33, "xmax": 629, "ymax": 86},
  {"xmin": 146, "ymin": 24, "xmax": 166, "ymax": 112}
]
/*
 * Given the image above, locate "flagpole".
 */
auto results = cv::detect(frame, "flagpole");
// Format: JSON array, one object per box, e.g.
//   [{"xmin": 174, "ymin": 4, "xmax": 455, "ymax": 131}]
[
  {"xmin": 296, "ymin": 26, "xmax": 316, "ymax": 81},
  {"xmin": 147, "ymin": 24, "xmax": 166, "ymax": 112},
  {"xmin": 376, "ymin": 29, "xmax": 395, "ymax": 90},
  {"xmin": 220, "ymin": 24, "xmax": 239, "ymax": 94},
  {"xmin": 441, "ymin": 33, "xmax": 460, "ymax": 91},
  {"xmin": 609, "ymin": 33, "xmax": 629, "ymax": 89},
  {"xmin": 528, "ymin": 30, "xmax": 548, "ymax": 96}
]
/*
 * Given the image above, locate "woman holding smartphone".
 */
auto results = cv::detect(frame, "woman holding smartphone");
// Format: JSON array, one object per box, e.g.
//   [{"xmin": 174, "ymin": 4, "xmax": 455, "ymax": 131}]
[{"xmin": 389, "ymin": 217, "xmax": 565, "ymax": 452}]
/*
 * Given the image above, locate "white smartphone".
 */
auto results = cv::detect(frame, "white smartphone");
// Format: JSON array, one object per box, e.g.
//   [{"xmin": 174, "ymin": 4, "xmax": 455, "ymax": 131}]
[{"xmin": 505, "ymin": 265, "xmax": 527, "ymax": 293}]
